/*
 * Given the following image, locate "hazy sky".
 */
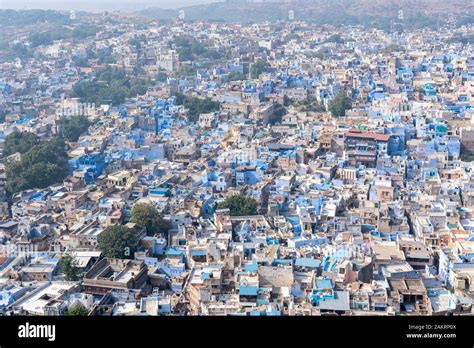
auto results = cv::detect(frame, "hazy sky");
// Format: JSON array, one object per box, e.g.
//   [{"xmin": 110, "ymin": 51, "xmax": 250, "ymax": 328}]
[{"xmin": 0, "ymin": 0, "xmax": 221, "ymax": 11}]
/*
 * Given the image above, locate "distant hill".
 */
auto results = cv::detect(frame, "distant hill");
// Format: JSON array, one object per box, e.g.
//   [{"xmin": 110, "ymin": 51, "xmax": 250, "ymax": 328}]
[
  {"xmin": 0, "ymin": 9, "xmax": 70, "ymax": 27},
  {"xmin": 1, "ymin": 0, "xmax": 220, "ymax": 12},
  {"xmin": 137, "ymin": 0, "xmax": 474, "ymax": 28}
]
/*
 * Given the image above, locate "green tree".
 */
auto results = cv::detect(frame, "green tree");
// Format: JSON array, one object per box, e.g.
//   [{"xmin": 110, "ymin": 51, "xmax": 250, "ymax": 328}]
[
  {"xmin": 128, "ymin": 37, "xmax": 142, "ymax": 49},
  {"xmin": 72, "ymin": 24, "xmax": 99, "ymax": 40},
  {"xmin": 73, "ymin": 56, "xmax": 89, "ymax": 67},
  {"xmin": 228, "ymin": 72, "xmax": 246, "ymax": 82},
  {"xmin": 58, "ymin": 254, "xmax": 80, "ymax": 281},
  {"xmin": 0, "ymin": 9, "xmax": 70, "ymax": 27},
  {"xmin": 283, "ymin": 95, "xmax": 293, "ymax": 107},
  {"xmin": 183, "ymin": 97, "xmax": 220, "ymax": 122},
  {"xmin": 202, "ymin": 50, "xmax": 221, "ymax": 59},
  {"xmin": 172, "ymin": 36, "xmax": 211, "ymax": 61},
  {"xmin": 267, "ymin": 105, "xmax": 286, "ymax": 125},
  {"xmin": 177, "ymin": 46, "xmax": 192, "ymax": 61},
  {"xmin": 325, "ymin": 34, "xmax": 344, "ymax": 44},
  {"xmin": 328, "ymin": 92, "xmax": 352, "ymax": 117},
  {"xmin": 460, "ymin": 145, "xmax": 474, "ymax": 162},
  {"xmin": 129, "ymin": 78, "xmax": 150, "ymax": 97},
  {"xmin": 172, "ymin": 93, "xmax": 186, "ymax": 105},
  {"xmin": 3, "ymin": 131, "xmax": 40, "ymax": 157},
  {"xmin": 130, "ymin": 204, "xmax": 170, "ymax": 236},
  {"xmin": 156, "ymin": 72, "xmax": 168, "ymax": 82},
  {"xmin": 175, "ymin": 65, "xmax": 197, "ymax": 78},
  {"xmin": 58, "ymin": 115, "xmax": 91, "ymax": 142},
  {"xmin": 97, "ymin": 225, "xmax": 139, "ymax": 259},
  {"xmin": 299, "ymin": 97, "xmax": 326, "ymax": 112},
  {"xmin": 5, "ymin": 137, "xmax": 68, "ymax": 195},
  {"xmin": 218, "ymin": 195, "xmax": 258, "ymax": 216},
  {"xmin": 29, "ymin": 32, "xmax": 53, "ymax": 47},
  {"xmin": 71, "ymin": 67, "xmax": 150, "ymax": 106},
  {"xmin": 382, "ymin": 44, "xmax": 403, "ymax": 54},
  {"xmin": 0, "ymin": 109, "xmax": 6, "ymax": 123},
  {"xmin": 284, "ymin": 33, "xmax": 299, "ymax": 43},
  {"xmin": 64, "ymin": 305, "xmax": 89, "ymax": 316}
]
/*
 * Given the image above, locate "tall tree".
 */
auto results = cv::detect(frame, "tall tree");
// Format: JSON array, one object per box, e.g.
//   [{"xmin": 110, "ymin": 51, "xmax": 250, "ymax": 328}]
[
  {"xmin": 182, "ymin": 97, "xmax": 220, "ymax": 122},
  {"xmin": 58, "ymin": 254, "xmax": 80, "ymax": 281},
  {"xmin": 328, "ymin": 92, "xmax": 352, "ymax": 117},
  {"xmin": 5, "ymin": 137, "xmax": 68, "ymax": 195},
  {"xmin": 218, "ymin": 195, "xmax": 258, "ymax": 216},
  {"xmin": 130, "ymin": 204, "xmax": 170, "ymax": 236},
  {"xmin": 58, "ymin": 115, "xmax": 91, "ymax": 142},
  {"xmin": 250, "ymin": 59, "xmax": 270, "ymax": 79},
  {"xmin": 3, "ymin": 131, "xmax": 39, "ymax": 157},
  {"xmin": 64, "ymin": 305, "xmax": 89, "ymax": 316}
]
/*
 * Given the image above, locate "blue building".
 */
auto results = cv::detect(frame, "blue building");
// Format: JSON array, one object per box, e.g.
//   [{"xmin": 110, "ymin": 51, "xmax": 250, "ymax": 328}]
[
  {"xmin": 70, "ymin": 153, "xmax": 105, "ymax": 185},
  {"xmin": 422, "ymin": 83, "xmax": 437, "ymax": 97}
]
